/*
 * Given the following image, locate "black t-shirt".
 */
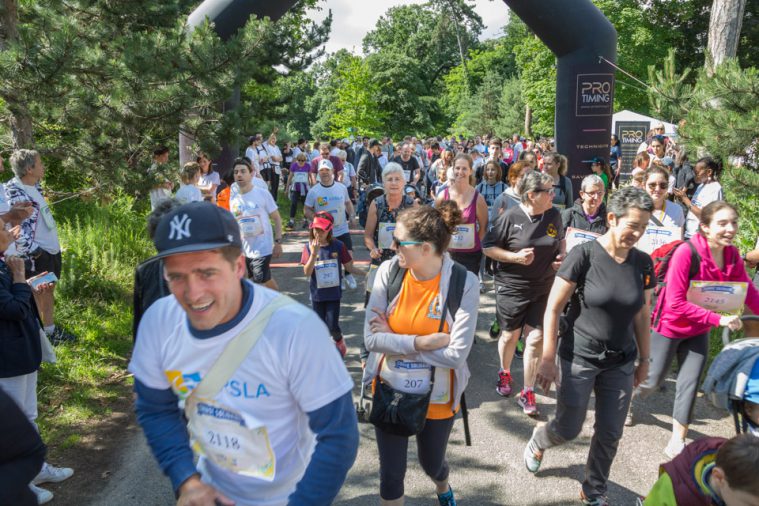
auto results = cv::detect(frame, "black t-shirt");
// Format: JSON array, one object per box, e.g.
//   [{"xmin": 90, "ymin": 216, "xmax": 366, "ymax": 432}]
[
  {"xmin": 483, "ymin": 205, "xmax": 564, "ymax": 290},
  {"xmin": 391, "ymin": 155, "xmax": 420, "ymax": 182},
  {"xmin": 558, "ymin": 240, "xmax": 655, "ymax": 365}
]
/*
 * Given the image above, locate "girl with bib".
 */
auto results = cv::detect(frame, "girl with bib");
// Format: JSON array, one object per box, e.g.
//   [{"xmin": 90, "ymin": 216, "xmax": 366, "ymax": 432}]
[
  {"xmin": 435, "ymin": 154, "xmax": 488, "ymax": 276},
  {"xmin": 364, "ymin": 202, "xmax": 479, "ymax": 506},
  {"xmin": 301, "ymin": 211, "xmax": 362, "ymax": 358},
  {"xmin": 631, "ymin": 201, "xmax": 759, "ymax": 458}
]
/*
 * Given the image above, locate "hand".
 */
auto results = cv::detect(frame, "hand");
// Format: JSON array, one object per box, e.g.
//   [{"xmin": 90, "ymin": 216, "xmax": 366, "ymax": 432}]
[
  {"xmin": 414, "ymin": 332, "xmax": 451, "ymax": 351},
  {"xmin": 369, "ymin": 247, "xmax": 382, "ymax": 260},
  {"xmin": 634, "ymin": 361, "xmax": 649, "ymax": 389},
  {"xmin": 672, "ymin": 187, "xmax": 686, "ymax": 200},
  {"xmin": 349, "ymin": 217, "xmax": 357, "ymax": 229},
  {"xmin": 177, "ymin": 476, "xmax": 235, "ymax": 506},
  {"xmin": 9, "ymin": 225, "xmax": 21, "ymax": 240},
  {"xmin": 309, "ymin": 238, "xmax": 320, "ymax": 256},
  {"xmin": 535, "ymin": 358, "xmax": 557, "ymax": 393},
  {"xmin": 551, "ymin": 253, "xmax": 564, "ymax": 271},
  {"xmin": 272, "ymin": 242, "xmax": 282, "ymax": 259},
  {"xmin": 369, "ymin": 308, "xmax": 392, "ymax": 334},
  {"xmin": 335, "ymin": 338, "xmax": 347, "ymax": 358},
  {"xmin": 6, "ymin": 256, "xmax": 26, "ymax": 282},
  {"xmin": 720, "ymin": 314, "xmax": 743, "ymax": 331},
  {"xmin": 514, "ymin": 248, "xmax": 535, "ymax": 266},
  {"xmin": 6, "ymin": 202, "xmax": 33, "ymax": 223}
]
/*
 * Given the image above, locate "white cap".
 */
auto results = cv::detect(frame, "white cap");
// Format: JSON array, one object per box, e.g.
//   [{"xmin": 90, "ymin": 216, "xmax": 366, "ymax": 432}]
[{"xmin": 318, "ymin": 159, "xmax": 334, "ymax": 171}]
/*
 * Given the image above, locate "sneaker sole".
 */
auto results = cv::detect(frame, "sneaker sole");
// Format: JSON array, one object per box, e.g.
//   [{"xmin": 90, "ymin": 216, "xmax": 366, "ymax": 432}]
[
  {"xmin": 495, "ymin": 386, "xmax": 512, "ymax": 397},
  {"xmin": 517, "ymin": 400, "xmax": 539, "ymax": 416}
]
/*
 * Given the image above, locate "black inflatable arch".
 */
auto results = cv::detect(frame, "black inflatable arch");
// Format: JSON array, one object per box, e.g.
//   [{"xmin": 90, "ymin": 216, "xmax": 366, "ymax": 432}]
[{"xmin": 186, "ymin": 0, "xmax": 617, "ymax": 192}]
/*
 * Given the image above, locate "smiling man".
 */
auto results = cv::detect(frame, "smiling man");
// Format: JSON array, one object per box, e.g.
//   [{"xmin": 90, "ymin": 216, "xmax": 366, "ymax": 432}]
[{"xmin": 128, "ymin": 202, "xmax": 358, "ymax": 506}]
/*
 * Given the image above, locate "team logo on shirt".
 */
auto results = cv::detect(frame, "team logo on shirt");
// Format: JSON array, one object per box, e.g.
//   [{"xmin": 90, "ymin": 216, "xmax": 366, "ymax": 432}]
[
  {"xmin": 166, "ymin": 370, "xmax": 202, "ymax": 399},
  {"xmin": 331, "ymin": 252, "xmax": 338, "ymax": 258},
  {"xmin": 317, "ymin": 196, "xmax": 328, "ymax": 207},
  {"xmin": 546, "ymin": 223, "xmax": 558, "ymax": 238},
  {"xmin": 427, "ymin": 294, "xmax": 443, "ymax": 319}
]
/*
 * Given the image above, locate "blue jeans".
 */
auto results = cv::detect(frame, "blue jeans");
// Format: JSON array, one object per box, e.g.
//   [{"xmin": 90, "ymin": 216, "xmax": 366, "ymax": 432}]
[{"xmin": 312, "ymin": 299, "xmax": 342, "ymax": 339}]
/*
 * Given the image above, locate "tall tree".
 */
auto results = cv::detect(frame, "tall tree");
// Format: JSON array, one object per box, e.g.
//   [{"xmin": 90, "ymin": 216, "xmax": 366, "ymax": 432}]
[
  {"xmin": 706, "ymin": 0, "xmax": 747, "ymax": 73},
  {"xmin": 329, "ymin": 56, "xmax": 386, "ymax": 138}
]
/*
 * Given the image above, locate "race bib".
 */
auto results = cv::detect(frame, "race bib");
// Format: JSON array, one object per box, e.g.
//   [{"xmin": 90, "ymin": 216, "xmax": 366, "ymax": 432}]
[
  {"xmin": 565, "ymin": 227, "xmax": 601, "ymax": 252},
  {"xmin": 293, "ymin": 172, "xmax": 308, "ymax": 184},
  {"xmin": 403, "ymin": 170, "xmax": 411, "ymax": 182},
  {"xmin": 450, "ymin": 223, "xmax": 475, "ymax": 250},
  {"xmin": 687, "ymin": 281, "xmax": 748, "ymax": 316},
  {"xmin": 636, "ymin": 226, "xmax": 683, "ymax": 255},
  {"xmin": 187, "ymin": 399, "xmax": 275, "ymax": 480},
  {"xmin": 380, "ymin": 355, "xmax": 451, "ymax": 404},
  {"xmin": 40, "ymin": 204, "xmax": 57, "ymax": 230},
  {"xmin": 239, "ymin": 216, "xmax": 264, "ymax": 239},
  {"xmin": 377, "ymin": 222, "xmax": 395, "ymax": 250},
  {"xmin": 274, "ymin": 165, "xmax": 282, "ymax": 176},
  {"xmin": 315, "ymin": 258, "xmax": 340, "ymax": 289}
]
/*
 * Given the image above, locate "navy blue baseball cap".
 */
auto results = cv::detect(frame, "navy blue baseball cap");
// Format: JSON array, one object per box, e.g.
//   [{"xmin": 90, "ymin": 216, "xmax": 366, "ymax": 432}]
[{"xmin": 151, "ymin": 201, "xmax": 242, "ymax": 260}]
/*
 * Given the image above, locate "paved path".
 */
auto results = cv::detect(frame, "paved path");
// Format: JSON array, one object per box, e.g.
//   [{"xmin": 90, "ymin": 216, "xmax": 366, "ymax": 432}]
[{"xmin": 84, "ymin": 232, "xmax": 735, "ymax": 506}]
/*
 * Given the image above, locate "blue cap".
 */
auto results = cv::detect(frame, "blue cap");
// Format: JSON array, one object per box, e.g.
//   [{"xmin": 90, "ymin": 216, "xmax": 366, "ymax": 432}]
[
  {"xmin": 745, "ymin": 359, "xmax": 759, "ymax": 404},
  {"xmin": 151, "ymin": 201, "xmax": 242, "ymax": 260}
]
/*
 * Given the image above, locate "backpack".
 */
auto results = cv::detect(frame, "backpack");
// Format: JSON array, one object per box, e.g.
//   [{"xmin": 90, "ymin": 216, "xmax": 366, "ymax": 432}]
[{"xmin": 650, "ymin": 240, "xmax": 700, "ymax": 326}]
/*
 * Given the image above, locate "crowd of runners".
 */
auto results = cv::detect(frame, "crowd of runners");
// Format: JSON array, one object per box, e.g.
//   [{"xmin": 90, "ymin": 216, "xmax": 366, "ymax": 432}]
[{"xmin": 1, "ymin": 130, "xmax": 759, "ymax": 506}]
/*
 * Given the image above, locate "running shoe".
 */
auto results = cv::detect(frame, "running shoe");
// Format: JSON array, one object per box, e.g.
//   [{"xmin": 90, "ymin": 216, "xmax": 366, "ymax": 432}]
[
  {"xmin": 345, "ymin": 273, "xmax": 357, "ymax": 290},
  {"xmin": 496, "ymin": 370, "xmax": 513, "ymax": 397},
  {"xmin": 287, "ymin": 219, "xmax": 295, "ymax": 229},
  {"xmin": 518, "ymin": 389, "xmax": 539, "ymax": 416},
  {"xmin": 302, "ymin": 219, "xmax": 309, "ymax": 229},
  {"xmin": 514, "ymin": 335, "xmax": 524, "ymax": 359},
  {"xmin": 524, "ymin": 427, "xmax": 543, "ymax": 473},
  {"xmin": 580, "ymin": 491, "xmax": 610, "ymax": 506},
  {"xmin": 29, "ymin": 484, "xmax": 53, "ymax": 504},
  {"xmin": 437, "ymin": 485, "xmax": 457, "ymax": 506},
  {"xmin": 335, "ymin": 338, "xmax": 347, "ymax": 358},
  {"xmin": 34, "ymin": 462, "xmax": 74, "ymax": 485},
  {"xmin": 479, "ymin": 281, "xmax": 485, "ymax": 293},
  {"xmin": 624, "ymin": 406, "xmax": 634, "ymax": 427},
  {"xmin": 489, "ymin": 319, "xmax": 500, "ymax": 338},
  {"xmin": 341, "ymin": 277, "xmax": 347, "ymax": 290},
  {"xmin": 664, "ymin": 437, "xmax": 686, "ymax": 459}
]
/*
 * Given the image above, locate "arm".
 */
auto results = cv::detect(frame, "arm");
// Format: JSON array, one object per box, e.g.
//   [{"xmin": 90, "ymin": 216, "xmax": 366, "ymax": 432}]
[
  {"xmin": 302, "ymin": 244, "xmax": 317, "ymax": 277},
  {"xmin": 664, "ymin": 245, "xmax": 722, "ymax": 327},
  {"xmin": 483, "ymin": 246, "xmax": 532, "ymax": 265},
  {"xmin": 288, "ymin": 392, "xmax": 358, "ymax": 505},
  {"xmin": 363, "ymin": 262, "xmax": 419, "ymax": 356},
  {"xmin": 364, "ymin": 202, "xmax": 381, "ymax": 259},
  {"xmin": 133, "ymin": 380, "xmax": 198, "ymax": 494},
  {"xmin": 304, "ymin": 205, "xmax": 315, "ymax": 222},
  {"xmin": 269, "ymin": 210, "xmax": 283, "ymax": 258},
  {"xmin": 0, "ymin": 257, "xmax": 34, "ymax": 320},
  {"xmin": 476, "ymin": 194, "xmax": 489, "ymax": 241},
  {"xmin": 345, "ymin": 196, "xmax": 356, "ymax": 225},
  {"xmin": 535, "ymin": 276, "xmax": 575, "ymax": 391}
]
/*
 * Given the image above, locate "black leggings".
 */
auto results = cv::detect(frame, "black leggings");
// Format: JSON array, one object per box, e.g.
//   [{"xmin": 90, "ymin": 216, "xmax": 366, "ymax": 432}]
[
  {"xmin": 261, "ymin": 167, "xmax": 280, "ymax": 200},
  {"xmin": 289, "ymin": 190, "xmax": 305, "ymax": 219},
  {"xmin": 375, "ymin": 416, "xmax": 455, "ymax": 500}
]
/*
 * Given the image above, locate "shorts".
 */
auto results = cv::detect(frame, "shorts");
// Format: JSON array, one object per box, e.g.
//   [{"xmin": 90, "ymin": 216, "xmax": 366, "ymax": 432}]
[
  {"xmin": 495, "ymin": 284, "xmax": 550, "ymax": 332},
  {"xmin": 26, "ymin": 250, "xmax": 62, "ymax": 279},
  {"xmin": 246, "ymin": 255, "xmax": 272, "ymax": 283},
  {"xmin": 335, "ymin": 232, "xmax": 353, "ymax": 251}
]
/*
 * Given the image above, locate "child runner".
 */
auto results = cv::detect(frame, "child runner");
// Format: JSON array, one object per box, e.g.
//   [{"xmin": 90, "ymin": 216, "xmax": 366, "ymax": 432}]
[{"xmin": 301, "ymin": 211, "xmax": 362, "ymax": 358}]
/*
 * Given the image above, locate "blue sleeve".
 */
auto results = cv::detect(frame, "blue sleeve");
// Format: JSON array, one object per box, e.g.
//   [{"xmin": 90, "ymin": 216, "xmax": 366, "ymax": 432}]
[
  {"xmin": 288, "ymin": 391, "xmax": 358, "ymax": 505},
  {"xmin": 134, "ymin": 379, "xmax": 197, "ymax": 493}
]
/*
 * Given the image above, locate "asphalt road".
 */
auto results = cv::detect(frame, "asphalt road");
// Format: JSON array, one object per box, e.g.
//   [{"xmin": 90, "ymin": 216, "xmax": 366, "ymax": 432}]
[{"xmin": 84, "ymin": 231, "xmax": 736, "ymax": 506}]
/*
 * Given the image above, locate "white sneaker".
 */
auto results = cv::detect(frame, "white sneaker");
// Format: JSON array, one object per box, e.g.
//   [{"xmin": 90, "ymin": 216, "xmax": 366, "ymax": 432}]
[
  {"xmin": 340, "ymin": 277, "xmax": 347, "ymax": 290},
  {"xmin": 34, "ymin": 462, "xmax": 74, "ymax": 485},
  {"xmin": 345, "ymin": 274, "xmax": 357, "ymax": 290},
  {"xmin": 664, "ymin": 437, "xmax": 686, "ymax": 459},
  {"xmin": 29, "ymin": 483, "xmax": 53, "ymax": 504}
]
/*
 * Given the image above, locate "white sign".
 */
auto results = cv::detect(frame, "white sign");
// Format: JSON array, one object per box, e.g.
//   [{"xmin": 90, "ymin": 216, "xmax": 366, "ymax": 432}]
[
  {"xmin": 636, "ymin": 225, "xmax": 682, "ymax": 255},
  {"xmin": 565, "ymin": 227, "xmax": 601, "ymax": 252},
  {"xmin": 687, "ymin": 281, "xmax": 748, "ymax": 316}
]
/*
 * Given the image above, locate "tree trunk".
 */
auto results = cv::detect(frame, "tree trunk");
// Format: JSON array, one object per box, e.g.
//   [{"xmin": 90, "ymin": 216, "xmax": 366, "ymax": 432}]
[
  {"xmin": 706, "ymin": 0, "xmax": 746, "ymax": 74},
  {"xmin": 524, "ymin": 104, "xmax": 532, "ymax": 137},
  {"xmin": 0, "ymin": 0, "xmax": 34, "ymax": 147}
]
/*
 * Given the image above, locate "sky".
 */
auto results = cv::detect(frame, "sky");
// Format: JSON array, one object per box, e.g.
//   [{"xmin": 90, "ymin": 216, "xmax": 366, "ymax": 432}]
[{"xmin": 309, "ymin": 0, "xmax": 511, "ymax": 56}]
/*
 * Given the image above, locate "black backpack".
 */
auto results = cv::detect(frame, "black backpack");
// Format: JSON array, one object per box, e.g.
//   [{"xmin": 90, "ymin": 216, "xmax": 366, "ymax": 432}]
[{"xmin": 384, "ymin": 259, "xmax": 472, "ymax": 445}]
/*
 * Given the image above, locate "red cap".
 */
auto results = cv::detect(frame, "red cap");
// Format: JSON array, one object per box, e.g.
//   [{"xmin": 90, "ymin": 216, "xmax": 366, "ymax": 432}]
[{"xmin": 309, "ymin": 216, "xmax": 333, "ymax": 232}]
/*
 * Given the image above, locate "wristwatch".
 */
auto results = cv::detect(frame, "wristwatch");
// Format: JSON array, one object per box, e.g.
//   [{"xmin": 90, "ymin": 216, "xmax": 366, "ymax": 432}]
[{"xmin": 635, "ymin": 357, "xmax": 653, "ymax": 366}]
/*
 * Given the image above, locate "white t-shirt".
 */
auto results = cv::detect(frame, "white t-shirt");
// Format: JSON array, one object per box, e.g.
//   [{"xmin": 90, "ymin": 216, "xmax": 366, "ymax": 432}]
[
  {"xmin": 21, "ymin": 180, "xmax": 60, "ymax": 254},
  {"xmin": 651, "ymin": 199, "xmax": 685, "ymax": 228},
  {"xmin": 175, "ymin": 184, "xmax": 203, "ymax": 205},
  {"xmin": 199, "ymin": 171, "xmax": 220, "ymax": 189},
  {"xmin": 128, "ymin": 284, "xmax": 353, "ymax": 506},
  {"xmin": 264, "ymin": 144, "xmax": 282, "ymax": 167},
  {"xmin": 685, "ymin": 181, "xmax": 723, "ymax": 238},
  {"xmin": 304, "ymin": 183, "xmax": 350, "ymax": 237},
  {"xmin": 343, "ymin": 162, "xmax": 356, "ymax": 188},
  {"xmin": 230, "ymin": 186, "xmax": 278, "ymax": 258}
]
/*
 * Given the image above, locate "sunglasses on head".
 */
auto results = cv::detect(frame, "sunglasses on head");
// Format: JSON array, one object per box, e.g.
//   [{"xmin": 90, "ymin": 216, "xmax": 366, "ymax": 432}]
[{"xmin": 392, "ymin": 236, "xmax": 423, "ymax": 248}]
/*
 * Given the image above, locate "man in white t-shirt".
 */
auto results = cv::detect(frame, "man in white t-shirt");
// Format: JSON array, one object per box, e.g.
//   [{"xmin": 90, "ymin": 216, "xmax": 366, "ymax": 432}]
[
  {"xmin": 128, "ymin": 202, "xmax": 357, "ymax": 506},
  {"xmin": 304, "ymin": 159, "xmax": 357, "ymax": 289},
  {"xmin": 230, "ymin": 160, "xmax": 283, "ymax": 291},
  {"xmin": 6, "ymin": 149, "xmax": 74, "ymax": 344}
]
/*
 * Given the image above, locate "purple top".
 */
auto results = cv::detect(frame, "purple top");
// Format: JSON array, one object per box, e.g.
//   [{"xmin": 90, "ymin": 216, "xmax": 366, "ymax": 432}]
[
  {"xmin": 289, "ymin": 161, "xmax": 311, "ymax": 195},
  {"xmin": 443, "ymin": 187, "xmax": 482, "ymax": 253}
]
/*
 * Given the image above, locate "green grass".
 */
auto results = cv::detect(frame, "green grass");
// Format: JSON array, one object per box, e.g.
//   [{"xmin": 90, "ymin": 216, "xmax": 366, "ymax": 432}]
[{"xmin": 36, "ymin": 194, "xmax": 153, "ymax": 448}]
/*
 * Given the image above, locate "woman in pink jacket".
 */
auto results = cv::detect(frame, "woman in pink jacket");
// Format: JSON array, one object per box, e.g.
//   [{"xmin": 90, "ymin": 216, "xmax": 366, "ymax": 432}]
[{"xmin": 632, "ymin": 201, "xmax": 759, "ymax": 458}]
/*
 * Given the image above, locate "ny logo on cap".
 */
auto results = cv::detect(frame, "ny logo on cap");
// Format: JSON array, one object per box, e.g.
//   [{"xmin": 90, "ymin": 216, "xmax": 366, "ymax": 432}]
[{"xmin": 168, "ymin": 214, "xmax": 192, "ymax": 240}]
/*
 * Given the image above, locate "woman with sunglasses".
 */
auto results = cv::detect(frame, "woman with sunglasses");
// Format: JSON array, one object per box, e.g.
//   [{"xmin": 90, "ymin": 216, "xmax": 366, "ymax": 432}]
[
  {"xmin": 681, "ymin": 157, "xmax": 723, "ymax": 239},
  {"xmin": 644, "ymin": 166, "xmax": 685, "ymax": 228},
  {"xmin": 483, "ymin": 170, "xmax": 565, "ymax": 416},
  {"xmin": 363, "ymin": 201, "xmax": 479, "ymax": 506}
]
